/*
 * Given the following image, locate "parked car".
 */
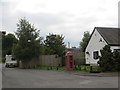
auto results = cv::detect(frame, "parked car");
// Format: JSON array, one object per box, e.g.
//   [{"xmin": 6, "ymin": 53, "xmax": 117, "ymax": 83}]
[{"xmin": 5, "ymin": 55, "xmax": 17, "ymax": 68}]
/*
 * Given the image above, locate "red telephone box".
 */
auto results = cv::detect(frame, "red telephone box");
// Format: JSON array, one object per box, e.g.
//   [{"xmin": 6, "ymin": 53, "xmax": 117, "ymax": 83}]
[{"xmin": 65, "ymin": 51, "xmax": 74, "ymax": 71}]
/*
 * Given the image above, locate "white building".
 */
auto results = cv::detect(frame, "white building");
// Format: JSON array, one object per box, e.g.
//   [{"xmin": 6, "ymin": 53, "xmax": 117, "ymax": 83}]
[{"xmin": 85, "ymin": 27, "xmax": 120, "ymax": 65}]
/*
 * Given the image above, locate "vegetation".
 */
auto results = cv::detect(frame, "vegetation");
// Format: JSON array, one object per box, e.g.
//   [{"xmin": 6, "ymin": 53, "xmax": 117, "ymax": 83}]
[
  {"xmin": 13, "ymin": 18, "xmax": 42, "ymax": 68},
  {"xmin": 74, "ymin": 65, "xmax": 101, "ymax": 72},
  {"xmin": 2, "ymin": 33, "xmax": 18, "ymax": 62},
  {"xmin": 33, "ymin": 66, "xmax": 66, "ymax": 71},
  {"xmin": 2, "ymin": 18, "xmax": 66, "ymax": 68},
  {"xmin": 44, "ymin": 33, "xmax": 66, "ymax": 57},
  {"xmin": 98, "ymin": 45, "xmax": 120, "ymax": 72},
  {"xmin": 33, "ymin": 65, "xmax": 100, "ymax": 72},
  {"xmin": 80, "ymin": 31, "xmax": 90, "ymax": 52},
  {"xmin": 113, "ymin": 50, "xmax": 120, "ymax": 71}
]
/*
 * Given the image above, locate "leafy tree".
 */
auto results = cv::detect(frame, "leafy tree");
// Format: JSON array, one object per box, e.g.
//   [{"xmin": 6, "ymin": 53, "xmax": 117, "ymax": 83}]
[
  {"xmin": 13, "ymin": 18, "xmax": 42, "ymax": 68},
  {"xmin": 2, "ymin": 33, "xmax": 18, "ymax": 62},
  {"xmin": 80, "ymin": 31, "xmax": 90, "ymax": 52},
  {"xmin": 98, "ymin": 45, "xmax": 113, "ymax": 71},
  {"xmin": 44, "ymin": 33, "xmax": 66, "ymax": 56}
]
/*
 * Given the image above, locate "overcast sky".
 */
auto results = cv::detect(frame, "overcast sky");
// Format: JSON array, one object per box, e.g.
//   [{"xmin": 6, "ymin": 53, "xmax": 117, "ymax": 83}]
[{"xmin": 0, "ymin": 0, "xmax": 119, "ymax": 48}]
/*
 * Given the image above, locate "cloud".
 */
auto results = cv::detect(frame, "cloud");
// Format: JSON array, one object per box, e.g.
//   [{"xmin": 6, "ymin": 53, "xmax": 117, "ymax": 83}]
[
  {"xmin": 0, "ymin": 5, "xmax": 2, "ymax": 30},
  {"xmin": 1, "ymin": 0, "xmax": 119, "ymax": 47}
]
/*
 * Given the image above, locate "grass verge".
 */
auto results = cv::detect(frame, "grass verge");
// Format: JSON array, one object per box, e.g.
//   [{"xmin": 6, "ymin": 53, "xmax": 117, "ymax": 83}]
[{"xmin": 33, "ymin": 65, "xmax": 101, "ymax": 73}]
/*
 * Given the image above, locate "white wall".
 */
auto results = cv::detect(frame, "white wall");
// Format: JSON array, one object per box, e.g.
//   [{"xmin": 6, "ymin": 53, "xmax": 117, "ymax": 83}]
[
  {"xmin": 110, "ymin": 46, "xmax": 120, "ymax": 52},
  {"xmin": 85, "ymin": 29, "xmax": 107, "ymax": 64}
]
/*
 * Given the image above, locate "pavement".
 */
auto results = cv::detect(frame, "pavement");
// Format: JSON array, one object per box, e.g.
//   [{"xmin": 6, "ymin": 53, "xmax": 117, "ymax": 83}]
[{"xmin": 2, "ymin": 66, "xmax": 118, "ymax": 88}]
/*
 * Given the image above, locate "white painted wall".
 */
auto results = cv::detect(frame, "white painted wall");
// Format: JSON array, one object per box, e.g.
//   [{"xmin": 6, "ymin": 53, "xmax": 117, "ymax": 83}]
[
  {"xmin": 110, "ymin": 46, "xmax": 120, "ymax": 52},
  {"xmin": 85, "ymin": 29, "xmax": 107, "ymax": 64}
]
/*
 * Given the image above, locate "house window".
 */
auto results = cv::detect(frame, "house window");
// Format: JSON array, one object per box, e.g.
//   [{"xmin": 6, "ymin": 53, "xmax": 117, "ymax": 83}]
[
  {"xmin": 93, "ymin": 51, "xmax": 99, "ymax": 59},
  {"xmin": 99, "ymin": 38, "xmax": 102, "ymax": 42},
  {"xmin": 114, "ymin": 49, "xmax": 120, "ymax": 52}
]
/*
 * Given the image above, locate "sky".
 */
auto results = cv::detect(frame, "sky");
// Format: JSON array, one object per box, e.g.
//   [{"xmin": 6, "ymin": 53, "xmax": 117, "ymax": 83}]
[{"xmin": 0, "ymin": 0, "xmax": 119, "ymax": 48}]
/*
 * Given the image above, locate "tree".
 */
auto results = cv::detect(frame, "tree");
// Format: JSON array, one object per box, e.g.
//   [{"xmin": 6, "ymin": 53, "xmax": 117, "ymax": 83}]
[
  {"xmin": 80, "ymin": 31, "xmax": 90, "ymax": 52},
  {"xmin": 44, "ymin": 33, "xmax": 66, "ymax": 56},
  {"xmin": 2, "ymin": 33, "xmax": 18, "ymax": 62},
  {"xmin": 13, "ymin": 18, "xmax": 42, "ymax": 68},
  {"xmin": 98, "ymin": 45, "xmax": 113, "ymax": 71}
]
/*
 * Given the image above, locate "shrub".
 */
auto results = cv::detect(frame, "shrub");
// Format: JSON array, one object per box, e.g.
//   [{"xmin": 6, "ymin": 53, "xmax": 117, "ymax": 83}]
[{"xmin": 98, "ymin": 45, "xmax": 120, "ymax": 72}]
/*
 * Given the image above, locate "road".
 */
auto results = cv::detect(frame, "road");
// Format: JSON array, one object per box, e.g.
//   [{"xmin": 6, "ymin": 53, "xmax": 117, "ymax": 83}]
[{"xmin": 2, "ymin": 67, "xmax": 118, "ymax": 88}]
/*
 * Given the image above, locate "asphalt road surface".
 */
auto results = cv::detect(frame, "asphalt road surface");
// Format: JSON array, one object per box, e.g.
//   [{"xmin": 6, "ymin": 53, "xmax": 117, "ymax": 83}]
[{"xmin": 2, "ymin": 67, "xmax": 118, "ymax": 88}]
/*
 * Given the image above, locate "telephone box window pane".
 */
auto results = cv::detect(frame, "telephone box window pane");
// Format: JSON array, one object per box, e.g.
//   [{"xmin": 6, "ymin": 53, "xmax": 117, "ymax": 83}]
[
  {"xmin": 93, "ymin": 51, "xmax": 99, "ymax": 59},
  {"xmin": 70, "ymin": 56, "xmax": 72, "ymax": 68}
]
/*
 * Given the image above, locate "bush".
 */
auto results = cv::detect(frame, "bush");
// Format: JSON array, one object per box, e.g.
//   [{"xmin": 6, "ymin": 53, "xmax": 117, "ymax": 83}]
[
  {"xmin": 2, "ymin": 58, "xmax": 5, "ymax": 63},
  {"xmin": 98, "ymin": 45, "xmax": 120, "ymax": 72}
]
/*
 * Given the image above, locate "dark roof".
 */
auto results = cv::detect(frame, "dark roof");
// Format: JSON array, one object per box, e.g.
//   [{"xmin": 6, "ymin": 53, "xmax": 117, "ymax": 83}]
[
  {"xmin": 95, "ymin": 27, "xmax": 120, "ymax": 46},
  {"xmin": 67, "ymin": 48, "xmax": 80, "ymax": 53}
]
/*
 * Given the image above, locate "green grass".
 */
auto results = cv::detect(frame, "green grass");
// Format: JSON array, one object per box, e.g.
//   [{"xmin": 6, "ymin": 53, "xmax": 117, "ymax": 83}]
[
  {"xmin": 74, "ymin": 65, "xmax": 101, "ymax": 72},
  {"xmin": 33, "ymin": 66, "xmax": 66, "ymax": 71},
  {"xmin": 33, "ymin": 65, "xmax": 101, "ymax": 73}
]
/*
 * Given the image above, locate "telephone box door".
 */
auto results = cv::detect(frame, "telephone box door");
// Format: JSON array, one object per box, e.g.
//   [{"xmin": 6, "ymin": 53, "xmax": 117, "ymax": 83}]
[{"xmin": 65, "ymin": 51, "xmax": 74, "ymax": 71}]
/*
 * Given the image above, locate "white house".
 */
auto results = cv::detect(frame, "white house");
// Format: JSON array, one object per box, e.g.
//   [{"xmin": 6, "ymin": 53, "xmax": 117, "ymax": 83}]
[{"xmin": 85, "ymin": 27, "xmax": 120, "ymax": 65}]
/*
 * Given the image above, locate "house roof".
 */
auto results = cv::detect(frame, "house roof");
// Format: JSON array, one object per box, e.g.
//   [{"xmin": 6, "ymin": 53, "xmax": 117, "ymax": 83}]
[
  {"xmin": 95, "ymin": 27, "xmax": 120, "ymax": 46},
  {"xmin": 67, "ymin": 47, "xmax": 80, "ymax": 53}
]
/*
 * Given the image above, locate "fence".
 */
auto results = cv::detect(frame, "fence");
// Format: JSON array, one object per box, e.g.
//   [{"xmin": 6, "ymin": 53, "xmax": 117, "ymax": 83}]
[
  {"xmin": 74, "ymin": 52, "xmax": 85, "ymax": 65},
  {"xmin": 19, "ymin": 55, "xmax": 63, "ymax": 68},
  {"xmin": 39, "ymin": 55, "xmax": 62, "ymax": 67},
  {"xmin": 19, "ymin": 53, "xmax": 85, "ymax": 68}
]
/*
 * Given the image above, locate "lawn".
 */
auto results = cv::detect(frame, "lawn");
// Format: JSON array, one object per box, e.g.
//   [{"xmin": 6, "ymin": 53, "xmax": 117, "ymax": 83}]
[
  {"xmin": 74, "ymin": 65, "xmax": 101, "ymax": 72},
  {"xmin": 33, "ymin": 66, "xmax": 66, "ymax": 71},
  {"xmin": 33, "ymin": 65, "xmax": 101, "ymax": 72}
]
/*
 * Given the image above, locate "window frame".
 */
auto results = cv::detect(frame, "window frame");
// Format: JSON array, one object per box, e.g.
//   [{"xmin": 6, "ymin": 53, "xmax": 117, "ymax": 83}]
[{"xmin": 93, "ymin": 51, "xmax": 99, "ymax": 59}]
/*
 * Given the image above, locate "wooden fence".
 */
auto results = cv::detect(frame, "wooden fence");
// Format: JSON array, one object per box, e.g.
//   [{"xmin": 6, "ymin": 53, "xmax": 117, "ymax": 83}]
[
  {"xmin": 19, "ymin": 55, "xmax": 63, "ymax": 68},
  {"xmin": 39, "ymin": 55, "xmax": 62, "ymax": 66}
]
